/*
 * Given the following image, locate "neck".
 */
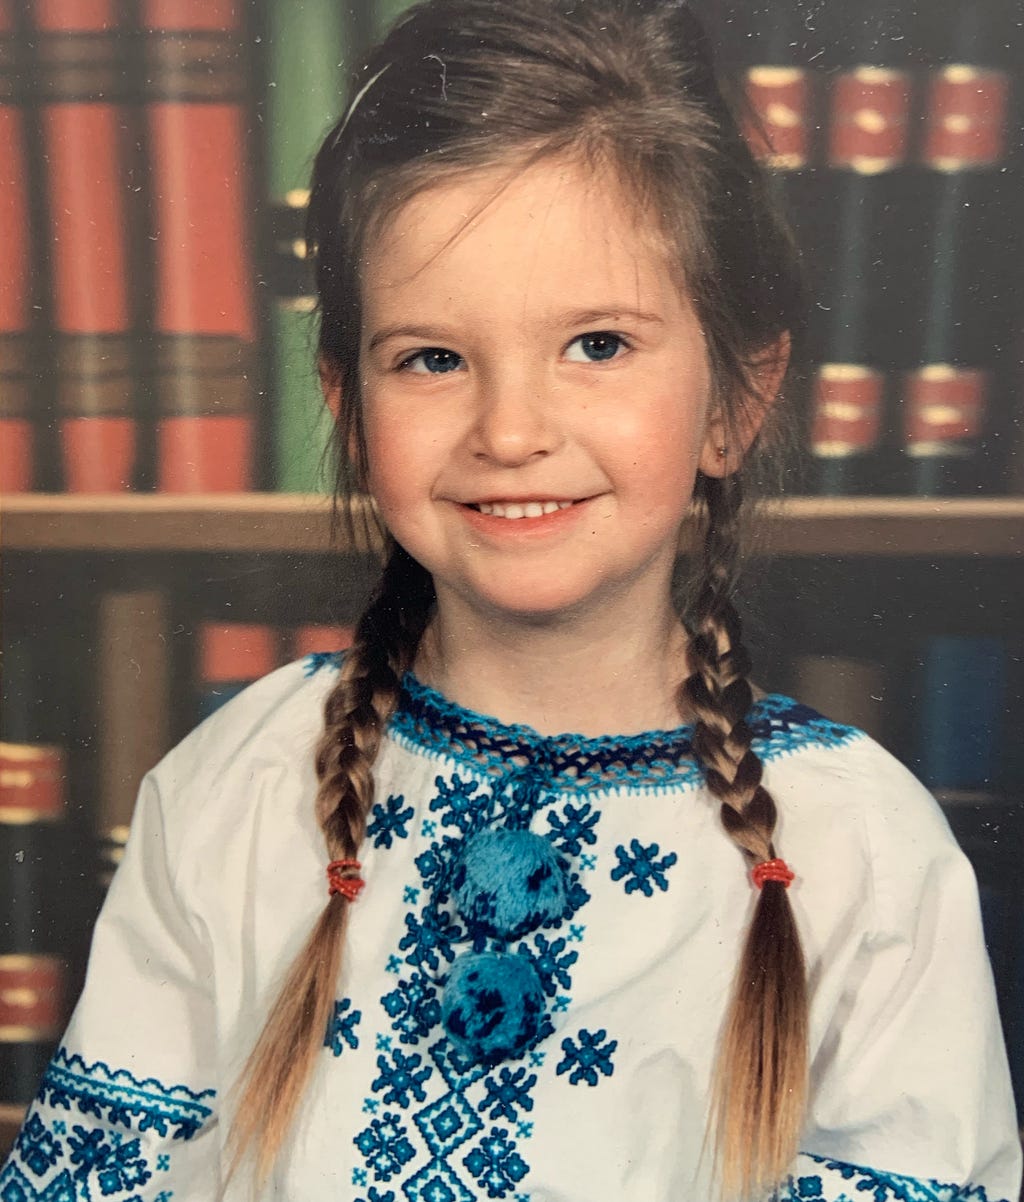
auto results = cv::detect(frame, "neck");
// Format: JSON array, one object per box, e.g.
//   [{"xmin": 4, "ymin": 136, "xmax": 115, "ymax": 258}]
[{"xmin": 414, "ymin": 587, "xmax": 693, "ymax": 738}]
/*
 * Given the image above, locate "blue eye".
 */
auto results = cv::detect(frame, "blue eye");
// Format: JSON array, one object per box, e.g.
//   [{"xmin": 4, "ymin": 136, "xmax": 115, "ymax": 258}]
[
  {"xmin": 400, "ymin": 348, "xmax": 464, "ymax": 374},
  {"xmin": 566, "ymin": 332, "xmax": 628, "ymax": 363}
]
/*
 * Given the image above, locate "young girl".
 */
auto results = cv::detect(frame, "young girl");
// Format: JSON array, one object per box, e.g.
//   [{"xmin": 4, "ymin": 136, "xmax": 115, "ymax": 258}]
[{"xmin": 3, "ymin": 1, "xmax": 1020, "ymax": 1199}]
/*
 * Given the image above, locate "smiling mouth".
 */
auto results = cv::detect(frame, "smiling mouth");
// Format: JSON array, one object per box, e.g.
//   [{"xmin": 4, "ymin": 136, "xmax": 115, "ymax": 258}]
[{"xmin": 469, "ymin": 500, "xmax": 577, "ymax": 519}]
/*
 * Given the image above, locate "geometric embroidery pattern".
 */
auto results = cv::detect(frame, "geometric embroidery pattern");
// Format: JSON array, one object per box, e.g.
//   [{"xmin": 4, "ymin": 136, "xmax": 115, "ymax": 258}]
[
  {"xmin": 0, "ymin": 1047, "xmax": 214, "ymax": 1201},
  {"xmin": 387, "ymin": 673, "xmax": 862, "ymax": 795},
  {"xmin": 782, "ymin": 1154, "xmax": 1006, "ymax": 1202},
  {"xmin": 352, "ymin": 756, "xmax": 597, "ymax": 1200}
]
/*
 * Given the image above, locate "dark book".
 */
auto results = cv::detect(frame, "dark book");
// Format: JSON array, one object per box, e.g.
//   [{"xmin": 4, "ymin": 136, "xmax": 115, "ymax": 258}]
[
  {"xmin": 898, "ymin": 5, "xmax": 1012, "ymax": 495},
  {"xmin": 140, "ymin": 0, "xmax": 257, "ymax": 492},
  {"xmin": 96, "ymin": 589, "xmax": 170, "ymax": 889},
  {"xmin": 31, "ymin": 0, "xmax": 139, "ymax": 493},
  {"xmin": 0, "ymin": 3, "xmax": 35, "ymax": 493},
  {"xmin": 0, "ymin": 632, "xmax": 67, "ymax": 1110},
  {"xmin": 790, "ymin": 654, "xmax": 887, "ymax": 744},
  {"xmin": 265, "ymin": 0, "xmax": 354, "ymax": 494},
  {"xmin": 807, "ymin": 43, "xmax": 913, "ymax": 495},
  {"xmin": 916, "ymin": 635, "xmax": 1006, "ymax": 792}
]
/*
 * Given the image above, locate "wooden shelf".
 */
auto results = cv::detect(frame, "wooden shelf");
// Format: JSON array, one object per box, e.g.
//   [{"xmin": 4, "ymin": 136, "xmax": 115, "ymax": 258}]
[{"xmin": 2, "ymin": 493, "xmax": 1023, "ymax": 555}]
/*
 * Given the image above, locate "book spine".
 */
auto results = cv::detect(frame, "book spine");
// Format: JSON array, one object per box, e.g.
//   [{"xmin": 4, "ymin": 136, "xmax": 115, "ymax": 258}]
[
  {"xmin": 916, "ymin": 636, "xmax": 1007, "ymax": 792},
  {"xmin": 265, "ymin": 0, "xmax": 352, "ymax": 494},
  {"xmin": 31, "ymin": 0, "xmax": 138, "ymax": 493},
  {"xmin": 141, "ymin": 0, "xmax": 257, "ymax": 492},
  {"xmin": 790, "ymin": 653, "xmax": 887, "ymax": 744},
  {"xmin": 0, "ymin": 1, "xmax": 35, "ymax": 493},
  {"xmin": 900, "ymin": 41, "xmax": 1011, "ymax": 494},
  {"xmin": 0, "ymin": 740, "xmax": 66, "ymax": 1108},
  {"xmin": 96, "ymin": 589, "xmax": 170, "ymax": 889},
  {"xmin": 196, "ymin": 622, "xmax": 281, "ymax": 720},
  {"xmin": 808, "ymin": 65, "xmax": 912, "ymax": 494},
  {"xmin": 291, "ymin": 624, "xmax": 355, "ymax": 660}
]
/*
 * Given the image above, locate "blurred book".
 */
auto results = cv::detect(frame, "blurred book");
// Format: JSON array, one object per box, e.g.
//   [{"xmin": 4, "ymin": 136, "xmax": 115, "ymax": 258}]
[
  {"xmin": 0, "ymin": 631, "xmax": 67, "ymax": 1111},
  {"xmin": 264, "ymin": 0, "xmax": 354, "ymax": 494},
  {"xmin": 96, "ymin": 589, "xmax": 170, "ymax": 888},
  {"xmin": 31, "ymin": 0, "xmax": 140, "ymax": 492},
  {"xmin": 141, "ymin": 0, "xmax": 258, "ymax": 492},
  {"xmin": 791, "ymin": 654, "xmax": 888, "ymax": 744}
]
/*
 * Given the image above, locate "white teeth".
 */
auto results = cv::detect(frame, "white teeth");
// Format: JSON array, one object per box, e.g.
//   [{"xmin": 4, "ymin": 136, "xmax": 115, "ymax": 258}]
[{"xmin": 476, "ymin": 500, "xmax": 575, "ymax": 518}]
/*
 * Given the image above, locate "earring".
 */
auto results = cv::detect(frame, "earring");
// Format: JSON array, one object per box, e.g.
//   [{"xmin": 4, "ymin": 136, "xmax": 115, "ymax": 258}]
[{"xmin": 716, "ymin": 446, "xmax": 728, "ymax": 460}]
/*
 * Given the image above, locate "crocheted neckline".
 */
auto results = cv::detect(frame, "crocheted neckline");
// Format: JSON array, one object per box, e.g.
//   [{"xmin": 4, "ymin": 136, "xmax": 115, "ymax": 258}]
[{"xmin": 388, "ymin": 671, "xmax": 839, "ymax": 791}]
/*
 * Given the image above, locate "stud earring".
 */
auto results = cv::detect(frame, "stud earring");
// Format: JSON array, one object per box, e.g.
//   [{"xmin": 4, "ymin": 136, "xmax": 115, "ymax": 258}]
[{"xmin": 716, "ymin": 446, "xmax": 728, "ymax": 460}]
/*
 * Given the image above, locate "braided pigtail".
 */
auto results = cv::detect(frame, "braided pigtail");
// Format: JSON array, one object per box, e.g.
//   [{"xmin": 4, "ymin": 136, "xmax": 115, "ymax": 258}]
[
  {"xmin": 681, "ymin": 475, "xmax": 808, "ymax": 1200},
  {"xmin": 224, "ymin": 543, "xmax": 434, "ymax": 1191}
]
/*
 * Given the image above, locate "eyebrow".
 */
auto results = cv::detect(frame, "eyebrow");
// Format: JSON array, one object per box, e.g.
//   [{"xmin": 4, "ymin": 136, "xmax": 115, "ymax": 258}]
[{"xmin": 366, "ymin": 307, "xmax": 665, "ymax": 353}]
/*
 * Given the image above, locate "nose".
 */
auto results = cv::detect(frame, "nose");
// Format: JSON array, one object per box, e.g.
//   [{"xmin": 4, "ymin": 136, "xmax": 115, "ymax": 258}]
[{"xmin": 466, "ymin": 367, "xmax": 563, "ymax": 466}]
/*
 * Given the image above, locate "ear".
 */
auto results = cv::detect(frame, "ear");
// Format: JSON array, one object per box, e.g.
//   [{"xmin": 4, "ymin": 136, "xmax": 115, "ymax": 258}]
[{"xmin": 698, "ymin": 332, "xmax": 791, "ymax": 478}]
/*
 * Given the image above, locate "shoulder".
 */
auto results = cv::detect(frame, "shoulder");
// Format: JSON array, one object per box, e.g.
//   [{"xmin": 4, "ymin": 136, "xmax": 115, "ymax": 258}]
[
  {"xmin": 144, "ymin": 650, "xmax": 346, "ymax": 839},
  {"xmin": 755, "ymin": 695, "xmax": 968, "ymax": 921}
]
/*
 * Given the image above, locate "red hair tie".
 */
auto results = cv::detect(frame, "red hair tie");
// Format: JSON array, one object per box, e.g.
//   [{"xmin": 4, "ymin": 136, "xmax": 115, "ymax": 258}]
[
  {"xmin": 327, "ymin": 858, "xmax": 365, "ymax": 902},
  {"xmin": 752, "ymin": 858, "xmax": 795, "ymax": 889}
]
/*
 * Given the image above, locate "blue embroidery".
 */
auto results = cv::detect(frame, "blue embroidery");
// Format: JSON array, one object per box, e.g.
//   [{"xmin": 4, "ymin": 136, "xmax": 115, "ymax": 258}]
[
  {"xmin": 518, "ymin": 935, "xmax": 577, "ymax": 997},
  {"xmin": 356, "ymin": 1190, "xmax": 397, "ymax": 1202},
  {"xmin": 480, "ymin": 1070, "xmax": 536, "ymax": 1122},
  {"xmin": 610, "ymin": 839, "xmax": 678, "ymax": 897},
  {"xmin": 463, "ymin": 1127, "xmax": 529, "ymax": 1198},
  {"xmin": 546, "ymin": 802, "xmax": 599, "ymax": 855},
  {"xmin": 382, "ymin": 973, "xmax": 443, "ymax": 1044},
  {"xmin": 12, "ymin": 1115, "xmax": 60, "ymax": 1176},
  {"xmin": 302, "ymin": 650, "xmax": 344, "ymax": 676},
  {"xmin": 368, "ymin": 793, "xmax": 415, "ymax": 849},
  {"xmin": 324, "ymin": 997, "xmax": 362, "ymax": 1056},
  {"xmin": 68, "ymin": 1126, "xmax": 152, "ymax": 1193},
  {"xmin": 357, "ymin": 758, "xmax": 600, "ymax": 1198},
  {"xmin": 399, "ymin": 910, "xmax": 463, "ymax": 972},
  {"xmin": 389, "ymin": 673, "xmax": 862, "ymax": 794},
  {"xmin": 783, "ymin": 1154, "xmax": 1007, "ymax": 1202},
  {"xmin": 353, "ymin": 1113, "xmax": 417, "ymax": 1182},
  {"xmin": 414, "ymin": 1086, "xmax": 483, "ymax": 1158},
  {"xmin": 0, "ymin": 1048, "xmax": 214, "ymax": 1202},
  {"xmin": 556, "ymin": 1028, "xmax": 617, "ymax": 1087},
  {"xmin": 372, "ymin": 1049, "xmax": 433, "ymax": 1107},
  {"xmin": 431, "ymin": 776, "xmax": 485, "ymax": 834}
]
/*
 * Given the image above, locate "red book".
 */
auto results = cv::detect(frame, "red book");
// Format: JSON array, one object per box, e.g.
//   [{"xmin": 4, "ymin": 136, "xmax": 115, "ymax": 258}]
[
  {"xmin": 32, "ymin": 0, "xmax": 138, "ymax": 492},
  {"xmin": 141, "ymin": 0, "xmax": 257, "ymax": 492},
  {"xmin": 292, "ymin": 624, "xmax": 356, "ymax": 660},
  {"xmin": 0, "ymin": 0, "xmax": 35, "ymax": 493},
  {"xmin": 196, "ymin": 623, "xmax": 280, "ymax": 719}
]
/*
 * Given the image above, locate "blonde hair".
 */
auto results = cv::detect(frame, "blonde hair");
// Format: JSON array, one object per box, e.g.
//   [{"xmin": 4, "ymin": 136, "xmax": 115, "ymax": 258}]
[{"xmin": 226, "ymin": 1, "xmax": 807, "ymax": 1195}]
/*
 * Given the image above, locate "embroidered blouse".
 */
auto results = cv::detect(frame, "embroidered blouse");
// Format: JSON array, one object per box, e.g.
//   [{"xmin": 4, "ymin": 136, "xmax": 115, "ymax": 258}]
[{"xmin": 2, "ymin": 652, "xmax": 1021, "ymax": 1202}]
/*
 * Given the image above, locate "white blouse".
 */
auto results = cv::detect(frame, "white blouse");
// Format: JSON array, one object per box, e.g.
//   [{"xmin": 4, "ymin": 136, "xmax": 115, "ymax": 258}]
[{"xmin": 2, "ymin": 651, "xmax": 1020, "ymax": 1202}]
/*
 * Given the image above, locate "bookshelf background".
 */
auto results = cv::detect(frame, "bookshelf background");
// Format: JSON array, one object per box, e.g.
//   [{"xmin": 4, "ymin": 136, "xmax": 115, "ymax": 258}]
[{"xmin": 2, "ymin": 0, "xmax": 1022, "ymax": 1174}]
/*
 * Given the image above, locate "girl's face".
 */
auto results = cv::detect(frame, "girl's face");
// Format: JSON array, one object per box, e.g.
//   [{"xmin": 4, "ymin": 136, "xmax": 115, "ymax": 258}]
[{"xmin": 357, "ymin": 153, "xmax": 723, "ymax": 627}]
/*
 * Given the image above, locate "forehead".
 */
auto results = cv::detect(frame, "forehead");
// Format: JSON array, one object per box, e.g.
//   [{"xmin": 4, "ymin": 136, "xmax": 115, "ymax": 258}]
[{"xmin": 361, "ymin": 153, "xmax": 683, "ymax": 315}]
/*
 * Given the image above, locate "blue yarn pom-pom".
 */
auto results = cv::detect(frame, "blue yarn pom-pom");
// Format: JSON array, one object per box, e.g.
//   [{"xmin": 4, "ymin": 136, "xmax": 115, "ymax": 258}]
[
  {"xmin": 441, "ymin": 951, "xmax": 546, "ymax": 1064},
  {"xmin": 451, "ymin": 829, "xmax": 567, "ymax": 940}
]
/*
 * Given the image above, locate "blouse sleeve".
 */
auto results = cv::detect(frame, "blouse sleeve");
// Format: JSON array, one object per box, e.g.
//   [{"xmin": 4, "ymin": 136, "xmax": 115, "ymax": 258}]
[
  {"xmin": 785, "ymin": 750, "xmax": 1022, "ymax": 1202},
  {"xmin": 0, "ymin": 751, "xmax": 222, "ymax": 1200}
]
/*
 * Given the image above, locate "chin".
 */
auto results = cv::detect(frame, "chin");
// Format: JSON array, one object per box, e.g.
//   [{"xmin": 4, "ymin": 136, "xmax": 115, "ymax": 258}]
[{"xmin": 466, "ymin": 577, "xmax": 610, "ymax": 625}]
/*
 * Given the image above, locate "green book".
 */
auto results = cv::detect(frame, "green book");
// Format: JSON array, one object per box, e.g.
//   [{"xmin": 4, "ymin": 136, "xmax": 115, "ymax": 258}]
[{"xmin": 266, "ymin": 0, "xmax": 354, "ymax": 493}]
